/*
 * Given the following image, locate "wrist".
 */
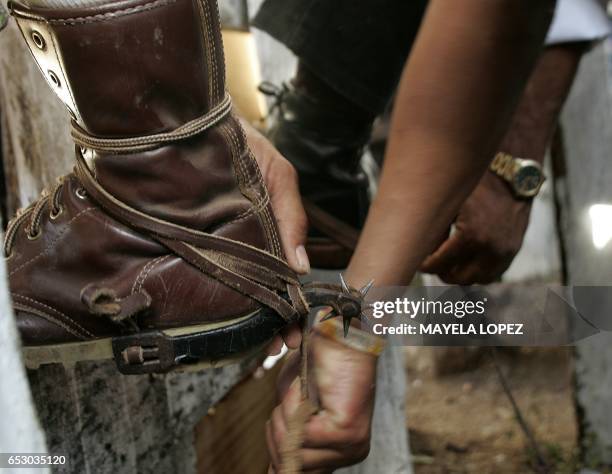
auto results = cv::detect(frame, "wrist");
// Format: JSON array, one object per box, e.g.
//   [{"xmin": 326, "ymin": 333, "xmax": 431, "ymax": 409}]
[
  {"xmin": 315, "ymin": 317, "xmax": 386, "ymax": 357},
  {"xmin": 489, "ymin": 152, "xmax": 545, "ymax": 199}
]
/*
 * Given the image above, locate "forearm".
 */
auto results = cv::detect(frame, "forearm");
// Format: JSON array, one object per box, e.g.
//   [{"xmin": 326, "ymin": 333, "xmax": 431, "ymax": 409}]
[
  {"xmin": 499, "ymin": 41, "xmax": 586, "ymax": 162},
  {"xmin": 346, "ymin": 0, "xmax": 555, "ymax": 287}
]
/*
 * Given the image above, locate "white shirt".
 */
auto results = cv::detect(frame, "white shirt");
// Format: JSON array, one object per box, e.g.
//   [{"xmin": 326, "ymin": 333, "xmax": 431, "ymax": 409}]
[{"xmin": 547, "ymin": 0, "xmax": 611, "ymax": 44}]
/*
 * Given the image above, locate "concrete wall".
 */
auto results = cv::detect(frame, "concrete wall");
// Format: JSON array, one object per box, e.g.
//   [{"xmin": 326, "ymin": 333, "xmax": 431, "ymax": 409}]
[{"xmin": 560, "ymin": 40, "xmax": 612, "ymax": 465}]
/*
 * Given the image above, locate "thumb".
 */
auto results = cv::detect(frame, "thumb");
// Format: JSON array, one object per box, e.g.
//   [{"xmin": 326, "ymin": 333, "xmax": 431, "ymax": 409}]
[
  {"xmin": 240, "ymin": 117, "xmax": 310, "ymax": 274},
  {"xmin": 269, "ymin": 161, "xmax": 310, "ymax": 275}
]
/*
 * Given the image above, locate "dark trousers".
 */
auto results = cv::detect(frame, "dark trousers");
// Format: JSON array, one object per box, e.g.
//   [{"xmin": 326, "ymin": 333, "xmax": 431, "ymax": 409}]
[{"xmin": 252, "ymin": 0, "xmax": 429, "ymax": 115}]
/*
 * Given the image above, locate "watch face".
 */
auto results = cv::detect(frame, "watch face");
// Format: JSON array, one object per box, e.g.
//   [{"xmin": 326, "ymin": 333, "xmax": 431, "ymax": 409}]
[{"xmin": 512, "ymin": 164, "xmax": 543, "ymax": 197}]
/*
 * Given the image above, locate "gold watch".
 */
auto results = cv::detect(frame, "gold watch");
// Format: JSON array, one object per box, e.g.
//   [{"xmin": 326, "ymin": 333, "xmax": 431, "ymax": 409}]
[{"xmin": 490, "ymin": 152, "xmax": 545, "ymax": 198}]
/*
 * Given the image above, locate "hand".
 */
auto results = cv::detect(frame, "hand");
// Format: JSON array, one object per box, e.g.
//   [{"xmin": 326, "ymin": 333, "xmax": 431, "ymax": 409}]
[
  {"xmin": 419, "ymin": 42, "xmax": 586, "ymax": 285},
  {"xmin": 266, "ymin": 331, "xmax": 377, "ymax": 472},
  {"xmin": 420, "ymin": 170, "xmax": 531, "ymax": 284},
  {"xmin": 241, "ymin": 119, "xmax": 309, "ymax": 354}
]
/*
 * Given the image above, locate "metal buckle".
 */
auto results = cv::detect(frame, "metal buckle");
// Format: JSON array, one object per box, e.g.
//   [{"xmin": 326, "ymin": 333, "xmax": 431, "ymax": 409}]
[{"xmin": 112, "ymin": 331, "xmax": 176, "ymax": 375}]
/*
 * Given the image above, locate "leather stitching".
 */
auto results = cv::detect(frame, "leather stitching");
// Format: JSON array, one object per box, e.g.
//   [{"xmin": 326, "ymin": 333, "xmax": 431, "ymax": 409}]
[
  {"xmin": 14, "ymin": 301, "xmax": 87, "ymax": 340},
  {"xmin": 222, "ymin": 122, "xmax": 280, "ymax": 256},
  {"xmin": 12, "ymin": 293, "xmax": 94, "ymax": 339},
  {"xmin": 71, "ymin": 95, "xmax": 231, "ymax": 154},
  {"xmin": 221, "ymin": 122, "xmax": 246, "ymax": 190},
  {"xmin": 9, "ymin": 206, "xmax": 96, "ymax": 277},
  {"xmin": 75, "ymin": 155, "xmax": 290, "ymax": 268},
  {"xmin": 211, "ymin": 0, "xmax": 226, "ymax": 100},
  {"xmin": 45, "ymin": 0, "xmax": 176, "ymax": 26},
  {"xmin": 263, "ymin": 204, "xmax": 282, "ymax": 257},
  {"xmin": 162, "ymin": 240, "xmax": 296, "ymax": 320},
  {"xmin": 222, "ymin": 196, "xmax": 270, "ymax": 227},
  {"xmin": 196, "ymin": 0, "xmax": 218, "ymax": 103},
  {"xmin": 202, "ymin": 0, "xmax": 215, "ymax": 101},
  {"xmin": 227, "ymin": 121, "xmax": 265, "ymax": 205},
  {"xmin": 225, "ymin": 134, "xmax": 270, "ymax": 222},
  {"xmin": 232, "ymin": 120, "xmax": 282, "ymax": 257},
  {"xmin": 217, "ymin": 120, "xmax": 266, "ymax": 223},
  {"xmin": 131, "ymin": 254, "xmax": 170, "ymax": 294}
]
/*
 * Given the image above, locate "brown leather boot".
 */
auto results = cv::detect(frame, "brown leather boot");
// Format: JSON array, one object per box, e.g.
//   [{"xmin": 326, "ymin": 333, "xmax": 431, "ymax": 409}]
[{"xmin": 5, "ymin": 0, "xmax": 363, "ymax": 374}]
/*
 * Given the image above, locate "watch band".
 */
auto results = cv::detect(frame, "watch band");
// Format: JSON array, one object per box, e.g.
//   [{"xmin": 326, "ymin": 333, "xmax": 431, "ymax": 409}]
[
  {"xmin": 490, "ymin": 152, "xmax": 518, "ymax": 182},
  {"xmin": 490, "ymin": 152, "xmax": 545, "ymax": 198}
]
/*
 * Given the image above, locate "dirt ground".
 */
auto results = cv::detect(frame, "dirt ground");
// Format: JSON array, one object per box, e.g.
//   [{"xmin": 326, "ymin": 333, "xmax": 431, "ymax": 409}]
[{"xmin": 405, "ymin": 347, "xmax": 580, "ymax": 474}]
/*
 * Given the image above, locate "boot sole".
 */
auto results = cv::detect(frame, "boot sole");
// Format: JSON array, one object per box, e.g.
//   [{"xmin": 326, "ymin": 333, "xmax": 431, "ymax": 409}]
[{"xmin": 23, "ymin": 308, "xmax": 287, "ymax": 374}]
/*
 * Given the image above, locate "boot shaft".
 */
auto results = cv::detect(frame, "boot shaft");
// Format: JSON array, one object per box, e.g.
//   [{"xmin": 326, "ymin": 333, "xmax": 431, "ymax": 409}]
[
  {"xmin": 9, "ymin": 0, "xmax": 281, "ymax": 257},
  {"xmin": 10, "ymin": 0, "xmax": 226, "ymax": 137}
]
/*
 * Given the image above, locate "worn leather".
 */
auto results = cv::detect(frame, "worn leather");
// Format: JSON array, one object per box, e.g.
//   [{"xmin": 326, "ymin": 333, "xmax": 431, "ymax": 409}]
[{"xmin": 7, "ymin": 0, "xmax": 288, "ymax": 345}]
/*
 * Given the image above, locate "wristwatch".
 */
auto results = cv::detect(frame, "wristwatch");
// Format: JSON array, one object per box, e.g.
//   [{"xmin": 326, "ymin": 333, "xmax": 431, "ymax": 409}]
[{"xmin": 490, "ymin": 152, "xmax": 546, "ymax": 198}]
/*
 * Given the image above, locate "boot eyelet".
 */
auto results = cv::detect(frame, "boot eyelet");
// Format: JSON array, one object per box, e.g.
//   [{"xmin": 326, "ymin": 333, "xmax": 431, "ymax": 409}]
[
  {"xmin": 31, "ymin": 31, "xmax": 46, "ymax": 50},
  {"xmin": 50, "ymin": 206, "xmax": 64, "ymax": 220},
  {"xmin": 26, "ymin": 228, "xmax": 41, "ymax": 241},
  {"xmin": 48, "ymin": 70, "xmax": 61, "ymax": 88},
  {"xmin": 75, "ymin": 187, "xmax": 87, "ymax": 200}
]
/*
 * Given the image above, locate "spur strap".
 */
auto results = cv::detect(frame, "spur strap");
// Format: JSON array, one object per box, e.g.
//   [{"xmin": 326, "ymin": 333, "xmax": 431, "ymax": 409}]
[
  {"xmin": 71, "ymin": 94, "xmax": 233, "ymax": 154},
  {"xmin": 73, "ymin": 110, "xmax": 372, "ymax": 474},
  {"xmin": 71, "ymin": 95, "xmax": 305, "ymax": 321},
  {"xmin": 303, "ymin": 198, "xmax": 360, "ymax": 251},
  {"xmin": 74, "ymin": 151, "xmax": 302, "ymax": 321}
]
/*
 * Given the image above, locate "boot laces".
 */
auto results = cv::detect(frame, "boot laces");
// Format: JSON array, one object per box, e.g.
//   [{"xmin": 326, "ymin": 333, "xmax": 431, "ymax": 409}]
[
  {"xmin": 4, "ymin": 176, "xmax": 67, "ymax": 257},
  {"xmin": 258, "ymin": 81, "xmax": 290, "ymax": 116}
]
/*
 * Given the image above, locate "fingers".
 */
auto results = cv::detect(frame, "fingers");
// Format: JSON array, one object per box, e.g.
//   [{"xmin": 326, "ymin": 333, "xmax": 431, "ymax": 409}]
[
  {"xmin": 276, "ymin": 352, "xmax": 302, "ymax": 398},
  {"xmin": 267, "ymin": 405, "xmax": 369, "ymax": 473},
  {"xmin": 420, "ymin": 231, "xmax": 470, "ymax": 276},
  {"xmin": 266, "ymin": 418, "xmax": 282, "ymax": 469},
  {"xmin": 268, "ymin": 159, "xmax": 309, "ymax": 274},
  {"xmin": 280, "ymin": 323, "xmax": 302, "ymax": 350},
  {"xmin": 267, "ymin": 328, "xmax": 377, "ymax": 472},
  {"xmin": 279, "ymin": 378, "xmax": 303, "ymax": 421},
  {"xmin": 265, "ymin": 336, "xmax": 285, "ymax": 356},
  {"xmin": 422, "ymin": 229, "xmax": 512, "ymax": 283},
  {"xmin": 440, "ymin": 254, "xmax": 507, "ymax": 284},
  {"xmin": 240, "ymin": 117, "xmax": 310, "ymax": 275},
  {"xmin": 301, "ymin": 410, "xmax": 371, "ymax": 450},
  {"xmin": 301, "ymin": 447, "xmax": 368, "ymax": 472},
  {"xmin": 264, "ymin": 323, "xmax": 303, "ymax": 357}
]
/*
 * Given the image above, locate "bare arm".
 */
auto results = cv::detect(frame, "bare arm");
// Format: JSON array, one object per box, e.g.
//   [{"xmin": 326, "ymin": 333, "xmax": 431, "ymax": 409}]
[
  {"xmin": 346, "ymin": 0, "xmax": 556, "ymax": 287},
  {"xmin": 269, "ymin": 1, "xmax": 557, "ymax": 471},
  {"xmin": 420, "ymin": 41, "xmax": 586, "ymax": 283}
]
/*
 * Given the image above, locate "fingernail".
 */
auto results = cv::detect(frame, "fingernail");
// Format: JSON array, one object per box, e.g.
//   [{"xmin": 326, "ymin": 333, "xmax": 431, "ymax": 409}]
[{"xmin": 295, "ymin": 245, "xmax": 310, "ymax": 274}]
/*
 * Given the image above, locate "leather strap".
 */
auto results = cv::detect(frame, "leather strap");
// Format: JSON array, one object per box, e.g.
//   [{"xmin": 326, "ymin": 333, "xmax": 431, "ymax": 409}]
[
  {"xmin": 71, "ymin": 94, "xmax": 233, "ymax": 154},
  {"xmin": 303, "ymin": 199, "xmax": 360, "ymax": 251},
  {"xmin": 158, "ymin": 238, "xmax": 298, "ymax": 321},
  {"xmin": 74, "ymin": 151, "xmax": 298, "ymax": 283},
  {"xmin": 74, "ymin": 149, "xmax": 304, "ymax": 322}
]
